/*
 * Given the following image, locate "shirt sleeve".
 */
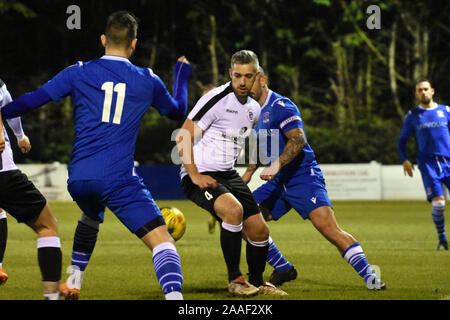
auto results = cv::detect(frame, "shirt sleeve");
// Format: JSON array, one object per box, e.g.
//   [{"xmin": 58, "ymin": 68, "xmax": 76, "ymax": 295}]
[
  {"xmin": 0, "ymin": 84, "xmax": 24, "ymax": 138},
  {"xmin": 40, "ymin": 64, "xmax": 78, "ymax": 101},
  {"xmin": 187, "ymin": 92, "xmax": 217, "ymax": 131},
  {"xmin": 274, "ymin": 100, "xmax": 303, "ymax": 134},
  {"xmin": 151, "ymin": 61, "xmax": 192, "ymax": 120},
  {"xmin": 398, "ymin": 111, "xmax": 413, "ymax": 162}
]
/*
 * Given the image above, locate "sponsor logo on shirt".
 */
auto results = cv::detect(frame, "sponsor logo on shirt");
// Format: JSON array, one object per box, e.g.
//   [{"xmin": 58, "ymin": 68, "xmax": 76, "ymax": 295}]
[
  {"xmin": 226, "ymin": 109, "xmax": 238, "ymax": 114},
  {"xmin": 417, "ymin": 121, "xmax": 447, "ymax": 130}
]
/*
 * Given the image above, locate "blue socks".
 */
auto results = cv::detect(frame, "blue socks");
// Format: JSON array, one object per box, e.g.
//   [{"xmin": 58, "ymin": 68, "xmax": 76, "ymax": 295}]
[
  {"xmin": 342, "ymin": 242, "xmax": 376, "ymax": 283},
  {"xmin": 432, "ymin": 200, "xmax": 447, "ymax": 241},
  {"xmin": 267, "ymin": 237, "xmax": 293, "ymax": 272},
  {"xmin": 153, "ymin": 242, "xmax": 183, "ymax": 300}
]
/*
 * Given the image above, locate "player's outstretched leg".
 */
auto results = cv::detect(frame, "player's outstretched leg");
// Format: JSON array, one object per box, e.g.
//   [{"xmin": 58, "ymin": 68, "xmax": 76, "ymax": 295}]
[
  {"xmin": 0, "ymin": 210, "xmax": 8, "ymax": 286},
  {"xmin": 431, "ymin": 200, "xmax": 448, "ymax": 250},
  {"xmin": 310, "ymin": 206, "xmax": 385, "ymax": 290},
  {"xmin": 60, "ymin": 214, "xmax": 100, "ymax": 300},
  {"xmin": 26, "ymin": 204, "xmax": 62, "ymax": 300},
  {"xmin": 141, "ymin": 225, "xmax": 183, "ymax": 300}
]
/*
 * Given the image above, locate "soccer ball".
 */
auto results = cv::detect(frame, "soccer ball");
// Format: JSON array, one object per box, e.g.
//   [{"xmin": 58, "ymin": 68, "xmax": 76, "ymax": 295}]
[{"xmin": 160, "ymin": 207, "xmax": 186, "ymax": 241}]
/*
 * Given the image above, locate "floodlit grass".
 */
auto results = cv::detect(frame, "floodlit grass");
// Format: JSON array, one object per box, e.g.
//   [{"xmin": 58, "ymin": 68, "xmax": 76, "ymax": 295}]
[{"xmin": 0, "ymin": 200, "xmax": 449, "ymax": 300}]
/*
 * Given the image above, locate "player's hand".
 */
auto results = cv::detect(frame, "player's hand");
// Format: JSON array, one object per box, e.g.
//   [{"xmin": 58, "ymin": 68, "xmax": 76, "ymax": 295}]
[
  {"xmin": 191, "ymin": 173, "xmax": 217, "ymax": 189},
  {"xmin": 17, "ymin": 135, "xmax": 31, "ymax": 154},
  {"xmin": 403, "ymin": 160, "xmax": 414, "ymax": 177},
  {"xmin": 177, "ymin": 56, "xmax": 190, "ymax": 65},
  {"xmin": 260, "ymin": 161, "xmax": 281, "ymax": 181}
]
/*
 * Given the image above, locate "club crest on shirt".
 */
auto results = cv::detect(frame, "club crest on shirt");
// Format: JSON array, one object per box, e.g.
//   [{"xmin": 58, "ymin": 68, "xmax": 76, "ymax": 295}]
[
  {"xmin": 263, "ymin": 112, "xmax": 270, "ymax": 123},
  {"xmin": 248, "ymin": 111, "xmax": 255, "ymax": 122},
  {"xmin": 437, "ymin": 110, "xmax": 445, "ymax": 118}
]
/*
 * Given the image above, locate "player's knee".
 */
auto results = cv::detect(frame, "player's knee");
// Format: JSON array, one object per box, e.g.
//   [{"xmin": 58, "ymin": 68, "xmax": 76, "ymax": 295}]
[
  {"xmin": 222, "ymin": 203, "xmax": 243, "ymax": 225},
  {"xmin": 244, "ymin": 215, "xmax": 269, "ymax": 242}
]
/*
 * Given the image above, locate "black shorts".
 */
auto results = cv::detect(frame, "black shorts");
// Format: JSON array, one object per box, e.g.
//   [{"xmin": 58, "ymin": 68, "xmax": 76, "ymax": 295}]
[
  {"xmin": 0, "ymin": 170, "xmax": 47, "ymax": 223},
  {"xmin": 181, "ymin": 170, "xmax": 260, "ymax": 222}
]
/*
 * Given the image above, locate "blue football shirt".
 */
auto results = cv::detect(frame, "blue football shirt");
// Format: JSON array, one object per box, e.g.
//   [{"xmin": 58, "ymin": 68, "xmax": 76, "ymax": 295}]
[
  {"xmin": 398, "ymin": 103, "xmax": 450, "ymax": 163},
  {"xmin": 41, "ymin": 55, "xmax": 190, "ymax": 181},
  {"xmin": 254, "ymin": 90, "xmax": 319, "ymax": 181}
]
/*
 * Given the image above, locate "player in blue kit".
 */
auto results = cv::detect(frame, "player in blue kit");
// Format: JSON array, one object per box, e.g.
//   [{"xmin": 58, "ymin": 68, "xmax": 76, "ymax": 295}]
[
  {"xmin": 398, "ymin": 79, "xmax": 450, "ymax": 250},
  {"xmin": 242, "ymin": 68, "xmax": 386, "ymax": 290},
  {"xmin": 1, "ymin": 11, "xmax": 192, "ymax": 299}
]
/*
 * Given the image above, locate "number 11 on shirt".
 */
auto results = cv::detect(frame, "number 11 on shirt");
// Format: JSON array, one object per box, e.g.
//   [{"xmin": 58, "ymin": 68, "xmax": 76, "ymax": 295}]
[{"xmin": 101, "ymin": 82, "xmax": 126, "ymax": 124}]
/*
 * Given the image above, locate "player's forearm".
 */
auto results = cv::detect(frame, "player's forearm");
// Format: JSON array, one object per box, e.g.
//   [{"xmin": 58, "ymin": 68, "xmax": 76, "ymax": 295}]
[
  {"xmin": 398, "ymin": 136, "xmax": 409, "ymax": 162},
  {"xmin": 1, "ymin": 88, "xmax": 51, "ymax": 119},
  {"xmin": 168, "ymin": 62, "xmax": 193, "ymax": 120},
  {"xmin": 6, "ymin": 117, "xmax": 24, "ymax": 139},
  {"xmin": 244, "ymin": 164, "xmax": 259, "ymax": 176},
  {"xmin": 278, "ymin": 132, "xmax": 307, "ymax": 168},
  {"xmin": 176, "ymin": 126, "xmax": 200, "ymax": 178}
]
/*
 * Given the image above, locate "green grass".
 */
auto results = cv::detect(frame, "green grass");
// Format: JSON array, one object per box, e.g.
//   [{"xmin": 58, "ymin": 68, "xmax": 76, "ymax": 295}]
[{"xmin": 0, "ymin": 200, "xmax": 449, "ymax": 300}]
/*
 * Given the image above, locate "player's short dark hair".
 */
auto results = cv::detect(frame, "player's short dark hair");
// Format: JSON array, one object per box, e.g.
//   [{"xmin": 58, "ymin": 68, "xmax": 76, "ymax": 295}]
[
  {"xmin": 105, "ymin": 11, "xmax": 138, "ymax": 48},
  {"xmin": 230, "ymin": 50, "xmax": 260, "ymax": 72},
  {"xmin": 415, "ymin": 78, "xmax": 432, "ymax": 88}
]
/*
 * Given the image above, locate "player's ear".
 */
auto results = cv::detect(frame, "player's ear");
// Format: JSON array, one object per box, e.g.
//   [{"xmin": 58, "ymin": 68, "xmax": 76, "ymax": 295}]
[
  {"xmin": 130, "ymin": 38, "xmax": 137, "ymax": 52},
  {"xmin": 261, "ymin": 75, "xmax": 268, "ymax": 87},
  {"xmin": 229, "ymin": 68, "xmax": 233, "ymax": 79},
  {"xmin": 100, "ymin": 34, "xmax": 107, "ymax": 48}
]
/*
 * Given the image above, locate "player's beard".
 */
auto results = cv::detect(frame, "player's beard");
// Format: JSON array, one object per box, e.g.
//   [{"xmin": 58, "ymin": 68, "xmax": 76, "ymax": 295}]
[{"xmin": 421, "ymin": 97, "xmax": 432, "ymax": 105}]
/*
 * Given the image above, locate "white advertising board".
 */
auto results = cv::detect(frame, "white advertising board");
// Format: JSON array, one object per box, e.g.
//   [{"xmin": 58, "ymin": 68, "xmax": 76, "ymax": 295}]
[{"xmin": 16, "ymin": 163, "xmax": 72, "ymax": 201}]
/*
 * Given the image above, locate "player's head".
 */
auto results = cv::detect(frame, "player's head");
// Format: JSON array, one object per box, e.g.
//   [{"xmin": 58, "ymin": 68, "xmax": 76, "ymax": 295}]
[
  {"xmin": 250, "ymin": 66, "xmax": 268, "ymax": 104},
  {"xmin": 101, "ymin": 11, "xmax": 138, "ymax": 57},
  {"xmin": 229, "ymin": 50, "xmax": 260, "ymax": 103},
  {"xmin": 415, "ymin": 78, "xmax": 435, "ymax": 105}
]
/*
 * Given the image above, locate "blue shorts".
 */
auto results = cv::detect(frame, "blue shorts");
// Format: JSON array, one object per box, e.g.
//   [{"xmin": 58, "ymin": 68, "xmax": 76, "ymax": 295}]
[
  {"xmin": 253, "ymin": 167, "xmax": 332, "ymax": 220},
  {"xmin": 418, "ymin": 156, "xmax": 450, "ymax": 201},
  {"xmin": 67, "ymin": 176, "xmax": 165, "ymax": 237}
]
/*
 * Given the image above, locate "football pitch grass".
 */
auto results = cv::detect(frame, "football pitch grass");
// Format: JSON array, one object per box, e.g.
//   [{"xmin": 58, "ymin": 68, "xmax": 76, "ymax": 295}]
[{"xmin": 0, "ymin": 200, "xmax": 449, "ymax": 300}]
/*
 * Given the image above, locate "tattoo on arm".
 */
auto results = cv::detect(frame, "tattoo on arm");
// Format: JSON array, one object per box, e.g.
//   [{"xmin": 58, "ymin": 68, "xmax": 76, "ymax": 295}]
[{"xmin": 278, "ymin": 128, "xmax": 307, "ymax": 167}]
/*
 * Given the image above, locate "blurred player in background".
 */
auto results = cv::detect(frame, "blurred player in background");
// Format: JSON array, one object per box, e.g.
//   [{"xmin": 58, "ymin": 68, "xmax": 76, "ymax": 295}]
[
  {"xmin": 2, "ymin": 11, "xmax": 192, "ymax": 300},
  {"xmin": 242, "ymin": 67, "xmax": 386, "ymax": 290},
  {"xmin": 177, "ymin": 50, "xmax": 287, "ymax": 296},
  {"xmin": 0, "ymin": 79, "xmax": 62, "ymax": 299},
  {"xmin": 398, "ymin": 79, "xmax": 449, "ymax": 250}
]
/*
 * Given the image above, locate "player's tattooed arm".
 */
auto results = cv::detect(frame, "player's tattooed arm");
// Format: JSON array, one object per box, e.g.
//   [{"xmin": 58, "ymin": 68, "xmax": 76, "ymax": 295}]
[
  {"xmin": 260, "ymin": 127, "xmax": 306, "ymax": 181},
  {"xmin": 278, "ymin": 127, "xmax": 307, "ymax": 167}
]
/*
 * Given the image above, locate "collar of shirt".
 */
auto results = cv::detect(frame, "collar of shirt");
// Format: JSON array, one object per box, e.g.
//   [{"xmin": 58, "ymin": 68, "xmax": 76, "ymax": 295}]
[
  {"xmin": 100, "ymin": 55, "xmax": 131, "ymax": 64},
  {"xmin": 261, "ymin": 90, "xmax": 273, "ymax": 111},
  {"xmin": 418, "ymin": 102, "xmax": 438, "ymax": 111}
]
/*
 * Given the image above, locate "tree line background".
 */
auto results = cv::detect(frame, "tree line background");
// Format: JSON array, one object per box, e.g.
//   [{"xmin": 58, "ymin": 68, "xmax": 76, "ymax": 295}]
[{"xmin": 1, "ymin": 0, "xmax": 449, "ymax": 165}]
